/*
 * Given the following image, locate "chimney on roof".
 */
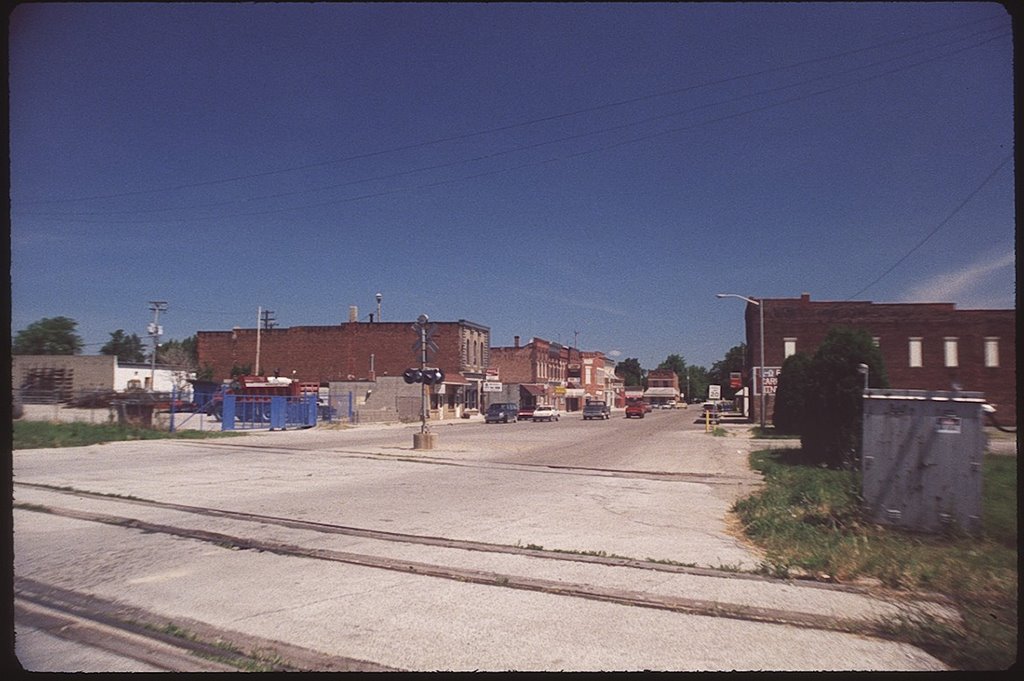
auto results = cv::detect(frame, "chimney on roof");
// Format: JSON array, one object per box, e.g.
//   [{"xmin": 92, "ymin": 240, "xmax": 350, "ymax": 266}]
[
  {"xmin": 514, "ymin": 336, "xmax": 520, "ymax": 348},
  {"xmin": 349, "ymin": 306, "xmax": 358, "ymax": 323},
  {"xmin": 800, "ymin": 293, "xmax": 810, "ymax": 303}
]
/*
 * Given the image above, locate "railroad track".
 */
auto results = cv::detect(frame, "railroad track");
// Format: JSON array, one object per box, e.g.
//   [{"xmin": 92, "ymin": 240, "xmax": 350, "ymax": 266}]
[
  {"xmin": 15, "ymin": 577, "xmax": 399, "ymax": 672},
  {"xmin": 14, "ymin": 481, "xmax": 950, "ymax": 648},
  {"xmin": 163, "ymin": 438, "xmax": 759, "ymax": 486}
]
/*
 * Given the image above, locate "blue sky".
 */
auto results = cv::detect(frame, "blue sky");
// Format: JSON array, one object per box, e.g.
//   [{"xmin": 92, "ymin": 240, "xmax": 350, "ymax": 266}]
[{"xmin": 9, "ymin": 2, "xmax": 1015, "ymax": 370}]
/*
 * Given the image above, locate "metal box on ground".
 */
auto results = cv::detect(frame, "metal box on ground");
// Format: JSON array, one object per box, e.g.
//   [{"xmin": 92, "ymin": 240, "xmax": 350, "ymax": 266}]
[{"xmin": 861, "ymin": 389, "xmax": 985, "ymax": 535}]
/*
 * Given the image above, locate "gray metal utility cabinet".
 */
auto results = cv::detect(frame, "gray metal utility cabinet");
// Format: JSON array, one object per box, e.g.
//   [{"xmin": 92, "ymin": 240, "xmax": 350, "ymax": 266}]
[{"xmin": 861, "ymin": 389, "xmax": 985, "ymax": 535}]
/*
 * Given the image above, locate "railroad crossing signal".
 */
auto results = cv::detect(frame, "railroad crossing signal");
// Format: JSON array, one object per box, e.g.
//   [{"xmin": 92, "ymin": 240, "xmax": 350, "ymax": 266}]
[{"xmin": 411, "ymin": 316, "xmax": 439, "ymax": 357}]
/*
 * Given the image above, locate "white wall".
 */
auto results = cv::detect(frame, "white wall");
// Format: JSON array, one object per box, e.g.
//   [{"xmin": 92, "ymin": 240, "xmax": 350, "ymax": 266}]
[{"xmin": 115, "ymin": 364, "xmax": 191, "ymax": 392}]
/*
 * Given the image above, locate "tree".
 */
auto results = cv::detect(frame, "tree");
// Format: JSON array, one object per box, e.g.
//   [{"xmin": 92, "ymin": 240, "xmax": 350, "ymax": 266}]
[
  {"xmin": 158, "ymin": 336, "xmax": 200, "ymax": 390},
  {"xmin": 657, "ymin": 354, "xmax": 687, "ymax": 391},
  {"xmin": 157, "ymin": 336, "xmax": 198, "ymax": 366},
  {"xmin": 684, "ymin": 365, "xmax": 709, "ymax": 402},
  {"xmin": 708, "ymin": 344, "xmax": 746, "ymax": 399},
  {"xmin": 771, "ymin": 352, "xmax": 813, "ymax": 435},
  {"xmin": 100, "ymin": 330, "xmax": 147, "ymax": 363},
  {"xmin": 12, "ymin": 317, "xmax": 83, "ymax": 355},
  {"xmin": 615, "ymin": 358, "xmax": 646, "ymax": 387},
  {"xmin": 801, "ymin": 327, "xmax": 889, "ymax": 469}
]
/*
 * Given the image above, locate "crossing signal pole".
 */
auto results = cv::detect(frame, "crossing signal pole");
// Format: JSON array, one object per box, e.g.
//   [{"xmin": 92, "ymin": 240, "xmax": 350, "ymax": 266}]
[{"xmin": 408, "ymin": 314, "xmax": 441, "ymax": 450}]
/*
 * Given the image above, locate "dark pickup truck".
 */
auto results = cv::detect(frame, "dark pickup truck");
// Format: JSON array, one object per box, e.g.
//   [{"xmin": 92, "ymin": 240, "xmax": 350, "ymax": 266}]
[{"xmin": 582, "ymin": 401, "xmax": 611, "ymax": 420}]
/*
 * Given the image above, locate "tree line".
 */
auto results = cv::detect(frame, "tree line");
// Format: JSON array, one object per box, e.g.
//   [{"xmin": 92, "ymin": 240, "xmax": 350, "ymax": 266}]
[
  {"xmin": 613, "ymin": 344, "xmax": 746, "ymax": 403},
  {"xmin": 12, "ymin": 316, "xmax": 200, "ymax": 371}
]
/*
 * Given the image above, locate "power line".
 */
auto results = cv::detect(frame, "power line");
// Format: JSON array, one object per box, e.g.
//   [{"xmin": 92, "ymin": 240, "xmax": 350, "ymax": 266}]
[
  {"xmin": 845, "ymin": 152, "xmax": 1014, "ymax": 301},
  {"xmin": 14, "ymin": 27, "xmax": 1009, "ymax": 226},
  {"xmin": 15, "ymin": 14, "xmax": 1006, "ymax": 208},
  {"xmin": 19, "ymin": 22, "xmax": 1008, "ymax": 222}
]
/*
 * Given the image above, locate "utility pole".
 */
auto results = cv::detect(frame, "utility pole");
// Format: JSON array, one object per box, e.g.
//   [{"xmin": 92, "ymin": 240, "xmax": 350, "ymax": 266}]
[
  {"xmin": 147, "ymin": 301, "xmax": 168, "ymax": 390},
  {"xmin": 255, "ymin": 306, "xmax": 262, "ymax": 376},
  {"xmin": 260, "ymin": 309, "xmax": 277, "ymax": 330},
  {"xmin": 256, "ymin": 307, "xmax": 276, "ymax": 376}
]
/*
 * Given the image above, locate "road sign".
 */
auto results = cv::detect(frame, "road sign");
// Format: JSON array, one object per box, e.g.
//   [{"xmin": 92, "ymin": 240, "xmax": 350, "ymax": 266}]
[{"xmin": 708, "ymin": 384, "xmax": 721, "ymax": 400}]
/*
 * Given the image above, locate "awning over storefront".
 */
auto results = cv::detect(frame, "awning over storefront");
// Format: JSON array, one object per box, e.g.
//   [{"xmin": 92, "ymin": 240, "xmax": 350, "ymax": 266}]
[
  {"xmin": 441, "ymin": 372, "xmax": 470, "ymax": 385},
  {"xmin": 644, "ymin": 387, "xmax": 678, "ymax": 398},
  {"xmin": 521, "ymin": 384, "xmax": 547, "ymax": 396}
]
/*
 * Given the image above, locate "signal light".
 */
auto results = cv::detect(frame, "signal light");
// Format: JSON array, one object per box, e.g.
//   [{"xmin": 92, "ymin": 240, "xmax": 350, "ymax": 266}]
[
  {"xmin": 403, "ymin": 367, "xmax": 445, "ymax": 385},
  {"xmin": 422, "ymin": 368, "xmax": 445, "ymax": 385}
]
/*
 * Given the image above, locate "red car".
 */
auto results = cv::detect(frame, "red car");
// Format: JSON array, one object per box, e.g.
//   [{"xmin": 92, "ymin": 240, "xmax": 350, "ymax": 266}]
[{"xmin": 625, "ymin": 402, "xmax": 645, "ymax": 418}]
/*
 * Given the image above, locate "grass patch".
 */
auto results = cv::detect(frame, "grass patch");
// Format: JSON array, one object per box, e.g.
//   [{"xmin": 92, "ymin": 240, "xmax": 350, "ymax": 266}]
[
  {"xmin": 12, "ymin": 420, "xmax": 246, "ymax": 449},
  {"xmin": 733, "ymin": 448, "xmax": 1017, "ymax": 670},
  {"xmin": 749, "ymin": 426, "xmax": 800, "ymax": 439}
]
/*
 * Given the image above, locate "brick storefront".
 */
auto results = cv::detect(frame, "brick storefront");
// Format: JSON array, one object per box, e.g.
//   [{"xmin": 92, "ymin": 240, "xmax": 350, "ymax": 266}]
[
  {"xmin": 197, "ymin": 319, "xmax": 490, "ymax": 410},
  {"xmin": 742, "ymin": 294, "xmax": 1016, "ymax": 427}
]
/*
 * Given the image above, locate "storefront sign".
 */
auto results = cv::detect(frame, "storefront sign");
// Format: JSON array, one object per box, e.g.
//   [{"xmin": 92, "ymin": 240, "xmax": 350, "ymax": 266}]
[
  {"xmin": 753, "ymin": 367, "xmax": 782, "ymax": 396},
  {"xmin": 482, "ymin": 381, "xmax": 502, "ymax": 392}
]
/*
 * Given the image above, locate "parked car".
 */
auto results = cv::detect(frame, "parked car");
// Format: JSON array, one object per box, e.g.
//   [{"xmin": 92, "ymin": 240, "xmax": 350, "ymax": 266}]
[
  {"xmin": 485, "ymin": 402, "xmax": 519, "ymax": 424},
  {"xmin": 582, "ymin": 401, "xmax": 611, "ymax": 420},
  {"xmin": 517, "ymin": 405, "xmax": 535, "ymax": 420},
  {"xmin": 532, "ymin": 405, "xmax": 560, "ymax": 422},
  {"xmin": 625, "ymin": 402, "xmax": 645, "ymax": 418},
  {"xmin": 661, "ymin": 401, "xmax": 677, "ymax": 410},
  {"xmin": 701, "ymin": 402, "xmax": 720, "ymax": 423}
]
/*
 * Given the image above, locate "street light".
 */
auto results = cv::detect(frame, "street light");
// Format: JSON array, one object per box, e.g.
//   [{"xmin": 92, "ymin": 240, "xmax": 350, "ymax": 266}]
[{"xmin": 716, "ymin": 293, "xmax": 765, "ymax": 430}]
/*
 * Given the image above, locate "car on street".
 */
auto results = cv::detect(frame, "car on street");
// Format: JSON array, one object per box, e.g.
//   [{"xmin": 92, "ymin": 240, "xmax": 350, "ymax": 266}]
[
  {"xmin": 517, "ymin": 405, "xmax": 535, "ymax": 420},
  {"xmin": 625, "ymin": 402, "xmax": 645, "ymax": 418},
  {"xmin": 701, "ymin": 401, "xmax": 720, "ymax": 423},
  {"xmin": 532, "ymin": 405, "xmax": 560, "ymax": 422},
  {"xmin": 582, "ymin": 401, "xmax": 611, "ymax": 420},
  {"xmin": 485, "ymin": 402, "xmax": 519, "ymax": 423}
]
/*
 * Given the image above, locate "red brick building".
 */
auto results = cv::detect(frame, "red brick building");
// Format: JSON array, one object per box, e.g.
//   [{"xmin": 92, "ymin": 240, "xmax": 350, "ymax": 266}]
[
  {"xmin": 644, "ymin": 369, "xmax": 681, "ymax": 407},
  {"xmin": 487, "ymin": 336, "xmax": 616, "ymax": 411},
  {"xmin": 196, "ymin": 318, "xmax": 490, "ymax": 411},
  {"xmin": 739, "ymin": 294, "xmax": 1016, "ymax": 426}
]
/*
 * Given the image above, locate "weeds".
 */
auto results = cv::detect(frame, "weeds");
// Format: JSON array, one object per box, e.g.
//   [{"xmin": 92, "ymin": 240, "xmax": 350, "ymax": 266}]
[
  {"xmin": 13, "ymin": 420, "xmax": 245, "ymax": 449},
  {"xmin": 733, "ymin": 448, "xmax": 1017, "ymax": 670}
]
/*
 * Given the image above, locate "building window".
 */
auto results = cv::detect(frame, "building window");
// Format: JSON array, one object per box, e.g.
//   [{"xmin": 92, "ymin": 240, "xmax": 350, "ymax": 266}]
[
  {"xmin": 985, "ymin": 337, "xmax": 999, "ymax": 367},
  {"xmin": 909, "ymin": 338, "xmax": 923, "ymax": 368},
  {"xmin": 944, "ymin": 338, "xmax": 958, "ymax": 368},
  {"xmin": 783, "ymin": 338, "xmax": 797, "ymax": 358}
]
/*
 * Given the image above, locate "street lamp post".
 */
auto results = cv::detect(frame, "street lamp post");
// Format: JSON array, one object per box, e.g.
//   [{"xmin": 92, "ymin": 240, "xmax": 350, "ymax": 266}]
[{"xmin": 716, "ymin": 293, "xmax": 765, "ymax": 430}]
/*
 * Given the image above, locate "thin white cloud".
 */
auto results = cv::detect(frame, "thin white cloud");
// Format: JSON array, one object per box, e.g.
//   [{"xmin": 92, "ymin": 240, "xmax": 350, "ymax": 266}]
[{"xmin": 899, "ymin": 250, "xmax": 1015, "ymax": 307}]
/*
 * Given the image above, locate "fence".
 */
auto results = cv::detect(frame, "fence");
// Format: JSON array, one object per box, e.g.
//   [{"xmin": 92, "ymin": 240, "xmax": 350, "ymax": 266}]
[
  {"xmin": 13, "ymin": 387, "xmax": 316, "ymax": 432},
  {"xmin": 13, "ymin": 387, "xmax": 423, "ymax": 430},
  {"xmin": 14, "ymin": 387, "xmax": 214, "ymax": 430}
]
